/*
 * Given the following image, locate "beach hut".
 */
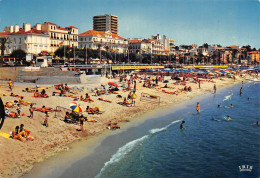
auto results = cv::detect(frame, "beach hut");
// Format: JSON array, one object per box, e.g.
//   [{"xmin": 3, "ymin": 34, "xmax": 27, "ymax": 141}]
[{"xmin": 36, "ymin": 56, "xmax": 52, "ymax": 67}]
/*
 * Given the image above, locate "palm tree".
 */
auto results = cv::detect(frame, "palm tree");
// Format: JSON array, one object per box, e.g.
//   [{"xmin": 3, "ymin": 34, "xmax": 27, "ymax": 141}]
[{"xmin": 0, "ymin": 37, "xmax": 8, "ymax": 65}]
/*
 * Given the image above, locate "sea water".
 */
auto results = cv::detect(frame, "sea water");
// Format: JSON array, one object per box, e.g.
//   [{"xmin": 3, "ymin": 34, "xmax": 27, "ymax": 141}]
[
  {"xmin": 29, "ymin": 82, "xmax": 259, "ymax": 178},
  {"xmin": 93, "ymin": 82, "xmax": 260, "ymax": 178}
]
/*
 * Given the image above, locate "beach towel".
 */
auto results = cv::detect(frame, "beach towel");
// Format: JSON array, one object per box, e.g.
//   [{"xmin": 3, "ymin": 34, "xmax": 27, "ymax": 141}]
[
  {"xmin": 0, "ymin": 131, "xmax": 11, "ymax": 139},
  {"xmin": 31, "ymin": 96, "xmax": 43, "ymax": 98}
]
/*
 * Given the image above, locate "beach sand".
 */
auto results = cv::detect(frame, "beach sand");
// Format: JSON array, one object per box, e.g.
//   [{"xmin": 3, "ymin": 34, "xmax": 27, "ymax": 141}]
[{"xmin": 0, "ymin": 74, "xmax": 245, "ymax": 177}]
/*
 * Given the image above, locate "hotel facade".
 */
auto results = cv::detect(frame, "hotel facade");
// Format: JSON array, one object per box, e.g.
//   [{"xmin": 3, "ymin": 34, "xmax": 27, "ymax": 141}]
[{"xmin": 78, "ymin": 30, "xmax": 128, "ymax": 53}]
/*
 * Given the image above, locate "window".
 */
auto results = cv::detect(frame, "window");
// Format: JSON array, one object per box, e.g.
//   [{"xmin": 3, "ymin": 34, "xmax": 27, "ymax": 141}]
[{"xmin": 51, "ymin": 26, "xmax": 53, "ymax": 30}]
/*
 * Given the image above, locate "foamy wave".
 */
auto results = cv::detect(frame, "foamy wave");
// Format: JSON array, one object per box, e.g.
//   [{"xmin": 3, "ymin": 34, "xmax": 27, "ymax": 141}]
[
  {"xmin": 95, "ymin": 135, "xmax": 149, "ymax": 178},
  {"xmin": 150, "ymin": 120, "xmax": 181, "ymax": 134},
  {"xmin": 96, "ymin": 120, "xmax": 181, "ymax": 177},
  {"xmin": 223, "ymin": 93, "xmax": 233, "ymax": 101}
]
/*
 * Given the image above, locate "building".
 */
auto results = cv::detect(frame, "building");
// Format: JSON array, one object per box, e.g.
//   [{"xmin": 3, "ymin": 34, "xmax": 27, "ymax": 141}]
[
  {"xmin": 128, "ymin": 38, "xmax": 166, "ymax": 55},
  {"xmin": 128, "ymin": 39, "xmax": 151, "ymax": 54},
  {"xmin": 93, "ymin": 14, "xmax": 118, "ymax": 35},
  {"xmin": 0, "ymin": 23, "xmax": 50, "ymax": 55},
  {"xmin": 0, "ymin": 22, "xmax": 78, "ymax": 55},
  {"xmin": 42, "ymin": 22, "xmax": 78, "ymax": 53},
  {"xmin": 78, "ymin": 30, "xmax": 128, "ymax": 53},
  {"xmin": 248, "ymin": 51, "xmax": 260, "ymax": 63},
  {"xmin": 152, "ymin": 34, "xmax": 175, "ymax": 54}
]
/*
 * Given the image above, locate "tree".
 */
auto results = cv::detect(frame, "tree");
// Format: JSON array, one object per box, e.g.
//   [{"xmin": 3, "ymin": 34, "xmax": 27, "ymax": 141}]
[
  {"xmin": 203, "ymin": 43, "xmax": 209, "ymax": 49},
  {"xmin": 0, "ymin": 37, "xmax": 8, "ymax": 64},
  {"xmin": 10, "ymin": 49, "xmax": 26, "ymax": 60}
]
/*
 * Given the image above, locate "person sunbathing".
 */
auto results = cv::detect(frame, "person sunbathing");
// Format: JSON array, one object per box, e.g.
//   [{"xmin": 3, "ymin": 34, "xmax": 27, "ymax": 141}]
[
  {"xmin": 163, "ymin": 84, "xmax": 168, "ymax": 88},
  {"xmin": 5, "ymin": 107, "xmax": 20, "ymax": 118},
  {"xmin": 34, "ymin": 90, "xmax": 41, "ymax": 97},
  {"xmin": 107, "ymin": 121, "xmax": 120, "ymax": 130},
  {"xmin": 86, "ymin": 106, "xmax": 103, "ymax": 114},
  {"xmin": 12, "ymin": 126, "xmax": 26, "ymax": 142},
  {"xmin": 120, "ymin": 98, "xmax": 131, "ymax": 107},
  {"xmin": 98, "ymin": 98, "xmax": 112, "ymax": 103},
  {"xmin": 80, "ymin": 96, "xmax": 94, "ymax": 102},
  {"xmin": 10, "ymin": 93, "xmax": 22, "ymax": 98},
  {"xmin": 85, "ymin": 93, "xmax": 90, "ymax": 99},
  {"xmin": 19, "ymin": 124, "xmax": 30, "ymax": 138},
  {"xmin": 40, "ymin": 89, "xmax": 48, "ymax": 98},
  {"xmin": 188, "ymin": 86, "xmax": 192, "ymax": 91},
  {"xmin": 5, "ymin": 102, "xmax": 16, "ymax": 108},
  {"xmin": 64, "ymin": 112, "xmax": 74, "ymax": 123}
]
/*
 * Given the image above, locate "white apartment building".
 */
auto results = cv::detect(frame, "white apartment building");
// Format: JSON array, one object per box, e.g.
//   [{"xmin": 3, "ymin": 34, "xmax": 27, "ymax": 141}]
[
  {"xmin": 78, "ymin": 30, "xmax": 128, "ymax": 53},
  {"xmin": 129, "ymin": 38, "xmax": 165, "ymax": 55},
  {"xmin": 41, "ymin": 22, "xmax": 78, "ymax": 53},
  {"xmin": 152, "ymin": 34, "xmax": 175, "ymax": 54},
  {"xmin": 0, "ymin": 23, "xmax": 50, "ymax": 55},
  {"xmin": 0, "ymin": 22, "xmax": 78, "ymax": 55}
]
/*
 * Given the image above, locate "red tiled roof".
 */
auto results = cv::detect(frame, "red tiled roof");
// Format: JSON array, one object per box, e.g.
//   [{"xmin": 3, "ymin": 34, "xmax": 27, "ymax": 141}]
[
  {"xmin": 0, "ymin": 31, "xmax": 10, "ymax": 35},
  {"xmin": 129, "ymin": 40, "xmax": 142, "ymax": 43},
  {"xmin": 57, "ymin": 26, "xmax": 67, "ymax": 30},
  {"xmin": 66, "ymin": 26, "xmax": 78, "ymax": 29},
  {"xmin": 248, "ymin": 51, "xmax": 260, "ymax": 54},
  {"xmin": 79, "ymin": 30, "xmax": 127, "ymax": 40},
  {"xmin": 44, "ymin": 22, "xmax": 57, "ymax": 25}
]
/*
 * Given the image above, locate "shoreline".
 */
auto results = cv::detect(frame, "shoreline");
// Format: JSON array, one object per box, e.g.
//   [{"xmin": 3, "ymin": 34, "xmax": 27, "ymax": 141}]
[
  {"xmin": 25, "ymin": 81, "xmax": 243, "ymax": 178},
  {"xmin": 0, "ymin": 74, "xmax": 247, "ymax": 177}
]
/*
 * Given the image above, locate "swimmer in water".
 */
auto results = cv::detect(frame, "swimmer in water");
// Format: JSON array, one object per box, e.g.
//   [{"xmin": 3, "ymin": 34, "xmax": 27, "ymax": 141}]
[
  {"xmin": 180, "ymin": 121, "xmax": 185, "ymax": 129},
  {"xmin": 196, "ymin": 102, "xmax": 200, "ymax": 114},
  {"xmin": 252, "ymin": 121, "xmax": 259, "ymax": 126},
  {"xmin": 230, "ymin": 104, "xmax": 234, "ymax": 108},
  {"xmin": 226, "ymin": 115, "xmax": 232, "ymax": 120},
  {"xmin": 247, "ymin": 97, "xmax": 250, "ymax": 101}
]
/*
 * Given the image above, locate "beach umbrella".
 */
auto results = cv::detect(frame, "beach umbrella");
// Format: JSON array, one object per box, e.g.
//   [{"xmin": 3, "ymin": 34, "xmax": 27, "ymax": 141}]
[
  {"xmin": 108, "ymin": 82, "xmax": 119, "ymax": 87},
  {"xmin": 0, "ymin": 97, "xmax": 5, "ymax": 130},
  {"xmin": 70, "ymin": 102, "xmax": 83, "ymax": 113}
]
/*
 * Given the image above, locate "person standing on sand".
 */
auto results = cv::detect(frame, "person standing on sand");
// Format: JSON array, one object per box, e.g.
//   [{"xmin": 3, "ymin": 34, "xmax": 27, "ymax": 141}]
[
  {"xmin": 79, "ymin": 115, "xmax": 85, "ymax": 131},
  {"xmin": 8, "ymin": 79, "xmax": 12, "ymax": 91},
  {"xmin": 214, "ymin": 84, "xmax": 216, "ymax": 93},
  {"xmin": 29, "ymin": 104, "xmax": 34, "ymax": 118},
  {"xmin": 43, "ymin": 111, "xmax": 49, "ymax": 127},
  {"xmin": 196, "ymin": 102, "xmax": 200, "ymax": 114}
]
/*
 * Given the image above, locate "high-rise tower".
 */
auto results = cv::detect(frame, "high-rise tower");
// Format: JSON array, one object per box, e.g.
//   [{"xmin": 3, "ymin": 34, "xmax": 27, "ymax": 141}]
[{"xmin": 93, "ymin": 14, "xmax": 118, "ymax": 34}]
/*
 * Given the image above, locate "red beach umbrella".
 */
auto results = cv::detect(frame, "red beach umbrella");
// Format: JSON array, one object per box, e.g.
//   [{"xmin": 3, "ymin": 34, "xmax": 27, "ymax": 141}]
[{"xmin": 108, "ymin": 82, "xmax": 119, "ymax": 87}]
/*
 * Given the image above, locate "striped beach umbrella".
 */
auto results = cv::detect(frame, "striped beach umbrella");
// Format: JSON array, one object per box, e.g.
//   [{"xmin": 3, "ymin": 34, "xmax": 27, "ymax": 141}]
[{"xmin": 70, "ymin": 102, "xmax": 83, "ymax": 113}]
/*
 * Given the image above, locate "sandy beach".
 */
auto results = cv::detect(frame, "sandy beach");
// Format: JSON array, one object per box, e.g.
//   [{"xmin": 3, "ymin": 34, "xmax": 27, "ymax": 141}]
[{"xmin": 0, "ymin": 73, "xmax": 246, "ymax": 178}]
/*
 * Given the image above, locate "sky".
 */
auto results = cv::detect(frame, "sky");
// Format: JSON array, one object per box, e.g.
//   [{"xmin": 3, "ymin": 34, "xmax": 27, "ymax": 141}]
[{"xmin": 0, "ymin": 0, "xmax": 259, "ymax": 48}]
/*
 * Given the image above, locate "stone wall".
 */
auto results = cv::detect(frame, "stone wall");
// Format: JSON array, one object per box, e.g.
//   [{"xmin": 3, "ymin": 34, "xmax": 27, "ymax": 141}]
[{"xmin": 0, "ymin": 67, "xmax": 25, "ymax": 81}]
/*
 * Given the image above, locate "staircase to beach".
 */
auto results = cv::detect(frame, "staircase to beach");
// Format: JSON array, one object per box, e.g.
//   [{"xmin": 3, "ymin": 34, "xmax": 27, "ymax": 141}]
[{"xmin": 16, "ymin": 67, "xmax": 88, "ymax": 84}]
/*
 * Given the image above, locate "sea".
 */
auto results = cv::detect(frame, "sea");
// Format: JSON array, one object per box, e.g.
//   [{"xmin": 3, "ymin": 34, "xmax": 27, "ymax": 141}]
[{"xmin": 25, "ymin": 81, "xmax": 260, "ymax": 178}]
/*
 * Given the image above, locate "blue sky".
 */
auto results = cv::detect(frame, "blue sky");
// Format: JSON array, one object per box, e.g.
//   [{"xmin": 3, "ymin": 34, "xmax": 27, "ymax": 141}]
[{"xmin": 0, "ymin": 0, "xmax": 259, "ymax": 48}]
